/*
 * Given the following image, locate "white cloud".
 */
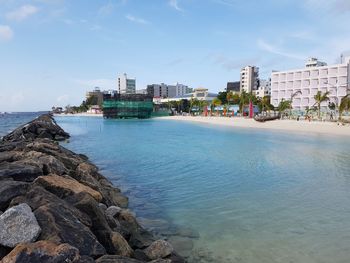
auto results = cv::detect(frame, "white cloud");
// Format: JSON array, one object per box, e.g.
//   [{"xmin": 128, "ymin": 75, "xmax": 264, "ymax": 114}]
[
  {"xmin": 169, "ymin": 0, "xmax": 184, "ymax": 12},
  {"xmin": 98, "ymin": 2, "xmax": 115, "ymax": 16},
  {"xmin": 257, "ymin": 39, "xmax": 305, "ymax": 60},
  {"xmin": 0, "ymin": 25, "xmax": 14, "ymax": 41},
  {"xmin": 6, "ymin": 4, "xmax": 39, "ymax": 22},
  {"xmin": 125, "ymin": 14, "xmax": 150, "ymax": 25}
]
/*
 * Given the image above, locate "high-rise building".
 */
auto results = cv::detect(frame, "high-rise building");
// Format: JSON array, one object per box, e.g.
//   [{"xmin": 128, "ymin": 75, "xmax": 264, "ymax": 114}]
[
  {"xmin": 271, "ymin": 57, "xmax": 350, "ymax": 111},
  {"xmin": 118, "ymin": 73, "xmax": 136, "ymax": 94},
  {"xmin": 240, "ymin": 66, "xmax": 259, "ymax": 93},
  {"xmin": 147, "ymin": 83, "xmax": 192, "ymax": 98},
  {"xmin": 255, "ymin": 79, "xmax": 271, "ymax": 98},
  {"xmin": 226, "ymin": 81, "xmax": 240, "ymax": 94}
]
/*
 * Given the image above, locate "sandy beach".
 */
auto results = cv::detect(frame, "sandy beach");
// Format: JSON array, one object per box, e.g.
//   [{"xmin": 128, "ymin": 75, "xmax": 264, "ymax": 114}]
[{"xmin": 160, "ymin": 116, "xmax": 350, "ymax": 137}]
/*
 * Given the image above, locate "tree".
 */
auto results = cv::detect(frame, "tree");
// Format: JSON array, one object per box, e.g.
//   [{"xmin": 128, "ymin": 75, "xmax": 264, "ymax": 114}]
[
  {"xmin": 278, "ymin": 99, "xmax": 291, "ymax": 118},
  {"xmin": 289, "ymin": 90, "xmax": 301, "ymax": 118},
  {"xmin": 86, "ymin": 95, "xmax": 99, "ymax": 106},
  {"xmin": 259, "ymin": 96, "xmax": 271, "ymax": 114},
  {"xmin": 211, "ymin": 98, "xmax": 222, "ymax": 115},
  {"xmin": 217, "ymin": 91, "xmax": 228, "ymax": 104},
  {"xmin": 339, "ymin": 95, "xmax": 350, "ymax": 121},
  {"xmin": 239, "ymin": 90, "xmax": 249, "ymax": 116},
  {"xmin": 314, "ymin": 91, "xmax": 330, "ymax": 119}
]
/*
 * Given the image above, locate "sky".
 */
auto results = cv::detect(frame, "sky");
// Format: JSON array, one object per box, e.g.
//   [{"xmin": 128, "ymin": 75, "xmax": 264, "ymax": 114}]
[{"xmin": 0, "ymin": 0, "xmax": 350, "ymax": 111}]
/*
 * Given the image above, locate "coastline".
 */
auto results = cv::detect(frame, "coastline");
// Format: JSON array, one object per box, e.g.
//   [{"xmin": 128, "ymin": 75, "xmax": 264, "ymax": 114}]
[
  {"xmin": 159, "ymin": 116, "xmax": 350, "ymax": 137},
  {"xmin": 0, "ymin": 114, "xmax": 184, "ymax": 262},
  {"xmin": 54, "ymin": 113, "xmax": 103, "ymax": 117}
]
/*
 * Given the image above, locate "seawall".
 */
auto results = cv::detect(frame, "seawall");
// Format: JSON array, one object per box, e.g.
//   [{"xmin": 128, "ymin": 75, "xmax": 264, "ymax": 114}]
[{"xmin": 0, "ymin": 114, "xmax": 184, "ymax": 262}]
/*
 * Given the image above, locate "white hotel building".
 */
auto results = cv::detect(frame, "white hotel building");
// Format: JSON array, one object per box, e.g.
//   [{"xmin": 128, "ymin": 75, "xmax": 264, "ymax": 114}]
[{"xmin": 271, "ymin": 57, "xmax": 350, "ymax": 111}]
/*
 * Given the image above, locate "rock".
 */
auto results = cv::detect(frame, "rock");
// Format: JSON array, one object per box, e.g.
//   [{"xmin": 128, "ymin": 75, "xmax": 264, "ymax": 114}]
[
  {"xmin": 23, "ymin": 151, "xmax": 67, "ymax": 175},
  {"xmin": 1, "ymin": 241, "xmax": 80, "ymax": 263},
  {"xmin": 118, "ymin": 210, "xmax": 154, "ymax": 249},
  {"xmin": 98, "ymin": 179, "xmax": 128, "ymax": 208},
  {"xmin": 99, "ymin": 203, "xmax": 108, "ymax": 211},
  {"xmin": 95, "ymin": 255, "xmax": 143, "ymax": 263},
  {"xmin": 167, "ymin": 236, "xmax": 194, "ymax": 258},
  {"xmin": 34, "ymin": 204, "xmax": 105, "ymax": 257},
  {"xmin": 110, "ymin": 231, "xmax": 133, "ymax": 257},
  {"xmin": 105, "ymin": 206, "xmax": 122, "ymax": 218},
  {"xmin": 149, "ymin": 260, "xmax": 172, "ymax": 263},
  {"xmin": 34, "ymin": 174, "xmax": 102, "ymax": 202},
  {"xmin": 68, "ymin": 192, "xmax": 117, "ymax": 254},
  {"xmin": 144, "ymin": 240, "xmax": 174, "ymax": 260},
  {"xmin": 0, "ymin": 180, "xmax": 29, "ymax": 211},
  {"xmin": 0, "ymin": 161, "xmax": 43, "ymax": 182},
  {"xmin": 74, "ymin": 162, "xmax": 102, "ymax": 189},
  {"xmin": 0, "ymin": 245, "xmax": 12, "ymax": 260},
  {"xmin": 0, "ymin": 203, "xmax": 41, "ymax": 248}
]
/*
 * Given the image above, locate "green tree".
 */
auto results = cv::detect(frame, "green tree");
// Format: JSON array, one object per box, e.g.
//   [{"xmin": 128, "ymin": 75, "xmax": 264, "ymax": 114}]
[
  {"xmin": 339, "ymin": 95, "xmax": 350, "ymax": 121},
  {"xmin": 211, "ymin": 98, "xmax": 222, "ymax": 115},
  {"xmin": 314, "ymin": 91, "xmax": 330, "ymax": 119},
  {"xmin": 278, "ymin": 99, "xmax": 291, "ymax": 117},
  {"xmin": 239, "ymin": 90, "xmax": 249, "ymax": 116},
  {"xmin": 217, "ymin": 91, "xmax": 228, "ymax": 104}
]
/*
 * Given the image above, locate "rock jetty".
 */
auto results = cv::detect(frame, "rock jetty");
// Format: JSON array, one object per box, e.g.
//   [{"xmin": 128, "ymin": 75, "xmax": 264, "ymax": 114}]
[{"xmin": 0, "ymin": 114, "xmax": 184, "ymax": 263}]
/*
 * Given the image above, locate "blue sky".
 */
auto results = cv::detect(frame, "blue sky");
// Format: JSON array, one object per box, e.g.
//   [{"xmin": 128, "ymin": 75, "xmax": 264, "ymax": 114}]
[{"xmin": 0, "ymin": 0, "xmax": 350, "ymax": 111}]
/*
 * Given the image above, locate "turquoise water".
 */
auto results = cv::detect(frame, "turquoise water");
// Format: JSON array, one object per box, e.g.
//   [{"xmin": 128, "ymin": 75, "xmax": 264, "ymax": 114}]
[
  {"xmin": 0, "ymin": 112, "xmax": 45, "ymax": 137},
  {"xmin": 50, "ymin": 117, "xmax": 350, "ymax": 262}
]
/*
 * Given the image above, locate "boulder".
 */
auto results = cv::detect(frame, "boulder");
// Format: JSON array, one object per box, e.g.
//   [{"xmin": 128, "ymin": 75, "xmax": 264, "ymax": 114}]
[
  {"xmin": 110, "ymin": 231, "xmax": 133, "ymax": 257},
  {"xmin": 0, "ymin": 161, "xmax": 43, "ymax": 182},
  {"xmin": 0, "ymin": 203, "xmax": 41, "ymax": 248},
  {"xmin": 1, "ymin": 241, "xmax": 80, "ymax": 263},
  {"xmin": 0, "ymin": 245, "xmax": 12, "ymax": 260},
  {"xmin": 105, "ymin": 206, "xmax": 122, "ymax": 218},
  {"xmin": 74, "ymin": 162, "xmax": 102, "ymax": 189},
  {"xmin": 0, "ymin": 180, "xmax": 29, "ymax": 211},
  {"xmin": 143, "ymin": 240, "xmax": 174, "ymax": 260},
  {"xmin": 34, "ymin": 174, "xmax": 102, "ymax": 202},
  {"xmin": 98, "ymin": 179, "xmax": 128, "ymax": 208},
  {"xmin": 118, "ymin": 210, "xmax": 154, "ymax": 249},
  {"xmin": 95, "ymin": 255, "xmax": 143, "ymax": 263}
]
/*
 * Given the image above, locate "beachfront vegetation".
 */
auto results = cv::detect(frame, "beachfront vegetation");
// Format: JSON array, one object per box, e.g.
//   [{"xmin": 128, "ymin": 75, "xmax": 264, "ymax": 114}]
[
  {"xmin": 339, "ymin": 95, "xmax": 350, "ymax": 121},
  {"xmin": 313, "ymin": 91, "xmax": 330, "ymax": 119}
]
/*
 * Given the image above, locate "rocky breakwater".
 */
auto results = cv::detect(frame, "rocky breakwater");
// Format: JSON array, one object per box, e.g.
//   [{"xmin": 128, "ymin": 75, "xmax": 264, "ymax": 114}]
[{"xmin": 0, "ymin": 114, "xmax": 184, "ymax": 263}]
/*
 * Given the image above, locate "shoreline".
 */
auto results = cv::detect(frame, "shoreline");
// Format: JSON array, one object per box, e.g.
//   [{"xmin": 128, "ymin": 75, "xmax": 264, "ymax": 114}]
[{"xmin": 159, "ymin": 116, "xmax": 350, "ymax": 137}]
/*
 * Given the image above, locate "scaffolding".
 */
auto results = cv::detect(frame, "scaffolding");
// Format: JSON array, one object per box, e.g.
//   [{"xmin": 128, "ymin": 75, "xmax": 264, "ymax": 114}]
[{"xmin": 103, "ymin": 93, "xmax": 153, "ymax": 119}]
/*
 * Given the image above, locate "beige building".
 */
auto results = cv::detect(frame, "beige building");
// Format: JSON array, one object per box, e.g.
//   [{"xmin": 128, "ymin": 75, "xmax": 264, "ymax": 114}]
[{"xmin": 240, "ymin": 66, "xmax": 259, "ymax": 93}]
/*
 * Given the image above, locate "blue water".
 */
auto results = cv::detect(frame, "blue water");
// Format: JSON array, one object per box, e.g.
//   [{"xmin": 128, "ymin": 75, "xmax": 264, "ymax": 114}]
[{"xmin": 3, "ymin": 114, "xmax": 350, "ymax": 262}]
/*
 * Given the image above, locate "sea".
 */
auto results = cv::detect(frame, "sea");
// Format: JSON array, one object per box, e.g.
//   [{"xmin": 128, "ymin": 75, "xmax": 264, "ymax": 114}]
[{"xmin": 2, "ymin": 113, "xmax": 350, "ymax": 263}]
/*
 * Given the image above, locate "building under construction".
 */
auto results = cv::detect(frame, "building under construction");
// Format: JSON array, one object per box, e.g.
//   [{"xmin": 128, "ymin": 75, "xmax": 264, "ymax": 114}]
[{"xmin": 103, "ymin": 93, "xmax": 154, "ymax": 119}]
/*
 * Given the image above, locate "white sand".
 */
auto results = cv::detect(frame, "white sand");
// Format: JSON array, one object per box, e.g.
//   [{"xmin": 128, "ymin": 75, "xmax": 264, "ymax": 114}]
[{"xmin": 159, "ymin": 116, "xmax": 350, "ymax": 137}]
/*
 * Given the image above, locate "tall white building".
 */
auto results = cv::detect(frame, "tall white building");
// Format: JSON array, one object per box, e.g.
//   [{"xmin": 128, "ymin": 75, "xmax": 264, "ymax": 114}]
[
  {"xmin": 240, "ymin": 66, "xmax": 259, "ymax": 93},
  {"xmin": 118, "ymin": 73, "xmax": 136, "ymax": 94},
  {"xmin": 271, "ymin": 57, "xmax": 350, "ymax": 111},
  {"xmin": 255, "ymin": 79, "xmax": 271, "ymax": 98}
]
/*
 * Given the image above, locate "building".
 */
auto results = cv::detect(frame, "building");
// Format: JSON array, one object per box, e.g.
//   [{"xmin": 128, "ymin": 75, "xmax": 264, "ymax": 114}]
[
  {"xmin": 271, "ymin": 57, "xmax": 350, "ymax": 111},
  {"xmin": 240, "ymin": 66, "xmax": 259, "ymax": 93},
  {"xmin": 118, "ymin": 73, "xmax": 136, "ymax": 94},
  {"xmin": 305, "ymin": 58, "xmax": 327, "ymax": 68},
  {"xmin": 86, "ymin": 87, "xmax": 104, "ymax": 106},
  {"xmin": 155, "ymin": 88, "xmax": 217, "ymax": 104},
  {"xmin": 147, "ymin": 83, "xmax": 192, "ymax": 98},
  {"xmin": 226, "ymin": 81, "xmax": 240, "ymax": 93},
  {"xmin": 255, "ymin": 79, "xmax": 271, "ymax": 98}
]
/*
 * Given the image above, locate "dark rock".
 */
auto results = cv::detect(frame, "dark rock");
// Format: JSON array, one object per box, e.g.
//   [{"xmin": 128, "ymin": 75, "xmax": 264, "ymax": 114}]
[
  {"xmin": 105, "ymin": 206, "xmax": 122, "ymax": 218},
  {"xmin": 133, "ymin": 249, "xmax": 149, "ymax": 261},
  {"xmin": 0, "ymin": 203, "xmax": 41, "ymax": 248},
  {"xmin": 69, "ymin": 193, "xmax": 117, "ymax": 254},
  {"xmin": 98, "ymin": 203, "xmax": 107, "ymax": 211},
  {"xmin": 98, "ymin": 179, "xmax": 128, "ymax": 208},
  {"xmin": 110, "ymin": 231, "xmax": 133, "ymax": 257},
  {"xmin": 95, "ymin": 255, "xmax": 143, "ymax": 263},
  {"xmin": 0, "ymin": 161, "xmax": 43, "ymax": 182},
  {"xmin": 34, "ymin": 174, "xmax": 102, "ymax": 202},
  {"xmin": 1, "ymin": 241, "xmax": 80, "ymax": 263},
  {"xmin": 77, "ymin": 255, "xmax": 96, "ymax": 263},
  {"xmin": 118, "ymin": 210, "xmax": 154, "ymax": 249},
  {"xmin": 0, "ymin": 180, "xmax": 29, "ymax": 210},
  {"xmin": 143, "ymin": 240, "xmax": 174, "ymax": 260},
  {"xmin": 0, "ymin": 245, "xmax": 12, "ymax": 260}
]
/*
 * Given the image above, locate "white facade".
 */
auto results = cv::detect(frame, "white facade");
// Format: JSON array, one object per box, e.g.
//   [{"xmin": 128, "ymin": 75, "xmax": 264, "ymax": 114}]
[
  {"xmin": 118, "ymin": 73, "xmax": 136, "ymax": 94},
  {"xmin": 147, "ymin": 83, "xmax": 192, "ymax": 98},
  {"xmin": 305, "ymin": 58, "xmax": 327, "ymax": 68},
  {"xmin": 240, "ymin": 66, "xmax": 259, "ymax": 93},
  {"xmin": 155, "ymin": 88, "xmax": 217, "ymax": 103},
  {"xmin": 255, "ymin": 79, "xmax": 271, "ymax": 98},
  {"xmin": 271, "ymin": 59, "xmax": 350, "ymax": 110}
]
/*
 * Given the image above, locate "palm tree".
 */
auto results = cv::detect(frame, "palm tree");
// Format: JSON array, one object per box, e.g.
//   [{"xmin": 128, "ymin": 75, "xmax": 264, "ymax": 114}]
[
  {"xmin": 211, "ymin": 98, "xmax": 222, "ymax": 116},
  {"xmin": 278, "ymin": 99, "xmax": 291, "ymax": 118},
  {"xmin": 339, "ymin": 95, "xmax": 350, "ymax": 121},
  {"xmin": 239, "ymin": 90, "xmax": 249, "ymax": 116},
  {"xmin": 314, "ymin": 91, "xmax": 330, "ymax": 119},
  {"xmin": 289, "ymin": 90, "xmax": 301, "ymax": 118},
  {"xmin": 260, "ymin": 96, "xmax": 271, "ymax": 115}
]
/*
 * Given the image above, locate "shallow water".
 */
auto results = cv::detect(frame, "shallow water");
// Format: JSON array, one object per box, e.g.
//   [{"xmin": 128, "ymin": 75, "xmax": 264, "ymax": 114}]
[
  {"xmin": 55, "ymin": 117, "xmax": 350, "ymax": 262},
  {"xmin": 0, "ymin": 112, "xmax": 44, "ymax": 137}
]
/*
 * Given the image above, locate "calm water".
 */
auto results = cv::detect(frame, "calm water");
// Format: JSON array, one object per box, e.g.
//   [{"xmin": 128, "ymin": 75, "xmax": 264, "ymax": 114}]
[{"xmin": 3, "ymin": 114, "xmax": 350, "ymax": 262}]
